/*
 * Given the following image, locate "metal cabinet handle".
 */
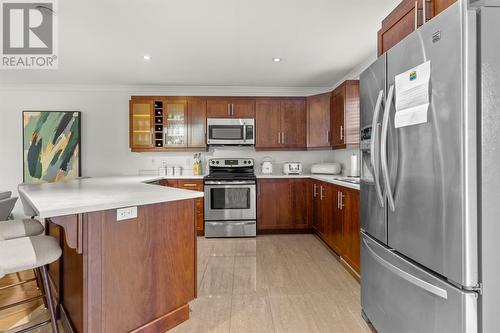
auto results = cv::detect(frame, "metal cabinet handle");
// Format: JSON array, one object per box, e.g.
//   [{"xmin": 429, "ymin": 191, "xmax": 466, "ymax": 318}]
[
  {"xmin": 363, "ymin": 238, "xmax": 448, "ymax": 299},
  {"xmin": 182, "ymin": 183, "xmax": 198, "ymax": 187},
  {"xmin": 227, "ymin": 104, "xmax": 231, "ymax": 116},
  {"xmin": 281, "ymin": 132, "xmax": 285, "ymax": 144},
  {"xmin": 326, "ymin": 130, "xmax": 330, "ymax": 143},
  {"xmin": 414, "ymin": 0, "xmax": 418, "ymax": 30},
  {"xmin": 371, "ymin": 90, "xmax": 385, "ymax": 207},
  {"xmin": 313, "ymin": 184, "xmax": 318, "ymax": 197},
  {"xmin": 278, "ymin": 132, "xmax": 281, "ymax": 144},
  {"xmin": 340, "ymin": 125, "xmax": 343, "ymax": 141},
  {"xmin": 381, "ymin": 85, "xmax": 396, "ymax": 212},
  {"xmin": 337, "ymin": 191, "xmax": 340, "ymax": 209},
  {"xmin": 340, "ymin": 192, "xmax": 344, "ymax": 210},
  {"xmin": 231, "ymin": 103, "xmax": 235, "ymax": 116},
  {"xmin": 320, "ymin": 186, "xmax": 324, "ymax": 200}
]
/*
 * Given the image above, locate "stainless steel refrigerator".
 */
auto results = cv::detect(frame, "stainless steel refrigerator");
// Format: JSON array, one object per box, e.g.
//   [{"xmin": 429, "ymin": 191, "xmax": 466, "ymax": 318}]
[{"xmin": 359, "ymin": 1, "xmax": 500, "ymax": 332}]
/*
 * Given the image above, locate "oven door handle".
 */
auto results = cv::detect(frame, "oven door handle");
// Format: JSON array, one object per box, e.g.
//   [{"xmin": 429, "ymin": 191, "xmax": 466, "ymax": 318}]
[
  {"xmin": 204, "ymin": 181, "xmax": 256, "ymax": 185},
  {"xmin": 206, "ymin": 221, "xmax": 256, "ymax": 226}
]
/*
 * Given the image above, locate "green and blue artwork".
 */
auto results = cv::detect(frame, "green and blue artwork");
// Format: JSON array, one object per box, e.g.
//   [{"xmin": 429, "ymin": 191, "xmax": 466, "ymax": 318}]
[{"xmin": 23, "ymin": 111, "xmax": 81, "ymax": 183}]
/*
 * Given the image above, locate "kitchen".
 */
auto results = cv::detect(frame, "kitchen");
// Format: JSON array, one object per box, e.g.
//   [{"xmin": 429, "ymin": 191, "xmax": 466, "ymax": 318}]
[{"xmin": 0, "ymin": 0, "xmax": 499, "ymax": 333}]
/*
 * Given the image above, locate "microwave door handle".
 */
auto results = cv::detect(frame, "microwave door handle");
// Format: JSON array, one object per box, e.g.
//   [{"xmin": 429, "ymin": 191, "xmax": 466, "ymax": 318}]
[
  {"xmin": 371, "ymin": 89, "xmax": 385, "ymax": 207},
  {"xmin": 381, "ymin": 84, "xmax": 396, "ymax": 212},
  {"xmin": 243, "ymin": 125, "xmax": 247, "ymax": 143}
]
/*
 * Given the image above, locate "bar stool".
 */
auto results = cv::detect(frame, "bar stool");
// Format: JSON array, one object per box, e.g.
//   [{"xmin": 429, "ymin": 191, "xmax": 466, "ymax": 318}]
[
  {"xmin": 0, "ymin": 191, "xmax": 11, "ymax": 200},
  {"xmin": 0, "ymin": 196, "xmax": 17, "ymax": 220},
  {"xmin": 0, "ymin": 235, "xmax": 61, "ymax": 332}
]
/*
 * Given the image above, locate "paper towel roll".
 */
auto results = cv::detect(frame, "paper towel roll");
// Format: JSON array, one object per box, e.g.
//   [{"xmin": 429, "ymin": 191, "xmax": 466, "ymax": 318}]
[{"xmin": 349, "ymin": 154, "xmax": 360, "ymax": 177}]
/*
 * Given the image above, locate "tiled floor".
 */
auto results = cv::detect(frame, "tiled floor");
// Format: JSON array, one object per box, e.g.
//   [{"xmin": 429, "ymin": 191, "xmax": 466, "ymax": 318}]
[
  {"xmin": 1, "ymin": 234, "xmax": 370, "ymax": 333},
  {"xmin": 171, "ymin": 234, "xmax": 371, "ymax": 333}
]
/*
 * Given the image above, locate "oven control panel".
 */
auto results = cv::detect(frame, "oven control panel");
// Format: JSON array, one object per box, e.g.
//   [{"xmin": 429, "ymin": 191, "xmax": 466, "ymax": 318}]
[{"xmin": 209, "ymin": 158, "xmax": 254, "ymax": 167}]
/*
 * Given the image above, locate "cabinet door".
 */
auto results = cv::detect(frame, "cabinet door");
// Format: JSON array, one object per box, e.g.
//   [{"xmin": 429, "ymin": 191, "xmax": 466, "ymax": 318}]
[
  {"xmin": 164, "ymin": 99, "xmax": 188, "ymax": 148},
  {"xmin": 207, "ymin": 99, "xmax": 231, "ymax": 118},
  {"xmin": 341, "ymin": 189, "xmax": 360, "ymax": 273},
  {"xmin": 289, "ymin": 179, "xmax": 312, "ymax": 229},
  {"xmin": 307, "ymin": 93, "xmax": 331, "ymax": 148},
  {"xmin": 177, "ymin": 179, "xmax": 204, "ymax": 235},
  {"xmin": 331, "ymin": 89, "xmax": 345, "ymax": 147},
  {"xmin": 255, "ymin": 99, "xmax": 282, "ymax": 149},
  {"xmin": 312, "ymin": 182, "xmax": 321, "ymax": 232},
  {"xmin": 318, "ymin": 183, "xmax": 333, "ymax": 239},
  {"xmin": 344, "ymin": 82, "xmax": 360, "ymax": 147},
  {"xmin": 257, "ymin": 179, "xmax": 290, "ymax": 230},
  {"xmin": 187, "ymin": 97, "xmax": 207, "ymax": 148},
  {"xmin": 330, "ymin": 186, "xmax": 344, "ymax": 255},
  {"xmin": 232, "ymin": 99, "xmax": 255, "ymax": 118},
  {"xmin": 130, "ymin": 99, "xmax": 153, "ymax": 149},
  {"xmin": 433, "ymin": 0, "xmax": 456, "ymax": 16},
  {"xmin": 281, "ymin": 99, "xmax": 306, "ymax": 148},
  {"xmin": 377, "ymin": 0, "xmax": 420, "ymax": 56}
]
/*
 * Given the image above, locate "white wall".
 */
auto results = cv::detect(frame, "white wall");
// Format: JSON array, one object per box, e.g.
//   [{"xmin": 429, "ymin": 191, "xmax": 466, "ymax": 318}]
[{"xmin": 0, "ymin": 86, "xmax": 359, "ymax": 216}]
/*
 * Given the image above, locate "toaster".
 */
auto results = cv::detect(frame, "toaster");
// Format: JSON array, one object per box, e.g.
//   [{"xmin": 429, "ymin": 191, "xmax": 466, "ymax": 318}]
[{"xmin": 283, "ymin": 162, "xmax": 302, "ymax": 175}]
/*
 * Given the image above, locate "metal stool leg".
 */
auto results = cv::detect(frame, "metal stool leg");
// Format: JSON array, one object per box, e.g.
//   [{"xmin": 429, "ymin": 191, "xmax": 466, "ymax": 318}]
[{"xmin": 40, "ymin": 265, "xmax": 59, "ymax": 333}]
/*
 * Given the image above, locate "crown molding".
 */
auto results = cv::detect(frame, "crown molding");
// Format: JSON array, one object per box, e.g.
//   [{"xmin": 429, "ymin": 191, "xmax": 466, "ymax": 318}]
[
  {"xmin": 0, "ymin": 83, "xmax": 330, "ymax": 96},
  {"xmin": 329, "ymin": 53, "xmax": 377, "ymax": 90}
]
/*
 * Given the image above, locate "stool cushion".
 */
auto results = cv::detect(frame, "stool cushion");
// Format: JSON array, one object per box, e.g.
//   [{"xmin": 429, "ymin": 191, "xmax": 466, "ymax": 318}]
[
  {"xmin": 0, "ymin": 191, "xmax": 11, "ymax": 200},
  {"xmin": 0, "ymin": 219, "xmax": 44, "ymax": 240},
  {"xmin": 0, "ymin": 235, "xmax": 61, "ymax": 278}
]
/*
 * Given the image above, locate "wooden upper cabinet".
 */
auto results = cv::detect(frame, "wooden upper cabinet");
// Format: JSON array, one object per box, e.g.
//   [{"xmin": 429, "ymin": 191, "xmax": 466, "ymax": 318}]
[
  {"xmin": 378, "ymin": 0, "xmax": 457, "ymax": 56},
  {"xmin": 255, "ymin": 98, "xmax": 306, "ymax": 150},
  {"xmin": 281, "ymin": 99, "xmax": 306, "ymax": 148},
  {"xmin": 331, "ymin": 81, "xmax": 359, "ymax": 149},
  {"xmin": 187, "ymin": 97, "xmax": 207, "ymax": 148},
  {"xmin": 206, "ymin": 98, "xmax": 255, "ymax": 118},
  {"xmin": 130, "ymin": 96, "xmax": 207, "ymax": 152},
  {"xmin": 232, "ymin": 99, "xmax": 256, "ymax": 118},
  {"xmin": 307, "ymin": 92, "xmax": 331, "ymax": 149},
  {"xmin": 256, "ymin": 99, "xmax": 281, "ymax": 148},
  {"xmin": 130, "ymin": 99, "xmax": 154, "ymax": 150},
  {"xmin": 163, "ymin": 98, "xmax": 188, "ymax": 148}
]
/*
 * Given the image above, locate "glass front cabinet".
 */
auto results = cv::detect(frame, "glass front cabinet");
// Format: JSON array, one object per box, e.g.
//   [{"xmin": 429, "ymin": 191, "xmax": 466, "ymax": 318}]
[{"xmin": 130, "ymin": 97, "xmax": 202, "ymax": 151}]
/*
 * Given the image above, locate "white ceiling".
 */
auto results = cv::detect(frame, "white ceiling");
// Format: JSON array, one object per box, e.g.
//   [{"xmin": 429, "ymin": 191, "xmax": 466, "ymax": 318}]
[{"xmin": 0, "ymin": 0, "xmax": 400, "ymax": 88}]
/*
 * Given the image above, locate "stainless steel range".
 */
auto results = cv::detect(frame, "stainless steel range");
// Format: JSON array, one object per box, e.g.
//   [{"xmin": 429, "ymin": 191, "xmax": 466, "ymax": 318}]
[{"xmin": 204, "ymin": 158, "xmax": 256, "ymax": 238}]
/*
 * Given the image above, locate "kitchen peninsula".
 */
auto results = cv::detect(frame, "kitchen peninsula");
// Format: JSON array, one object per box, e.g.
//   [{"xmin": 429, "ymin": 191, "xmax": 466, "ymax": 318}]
[{"xmin": 18, "ymin": 177, "xmax": 204, "ymax": 333}]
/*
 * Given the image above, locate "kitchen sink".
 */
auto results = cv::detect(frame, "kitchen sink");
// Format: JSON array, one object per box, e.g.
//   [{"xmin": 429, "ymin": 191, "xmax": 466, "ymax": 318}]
[{"xmin": 333, "ymin": 177, "xmax": 360, "ymax": 184}]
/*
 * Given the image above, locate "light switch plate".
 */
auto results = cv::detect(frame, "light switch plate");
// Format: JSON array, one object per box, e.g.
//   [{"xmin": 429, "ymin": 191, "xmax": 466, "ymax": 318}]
[{"xmin": 116, "ymin": 206, "xmax": 137, "ymax": 221}]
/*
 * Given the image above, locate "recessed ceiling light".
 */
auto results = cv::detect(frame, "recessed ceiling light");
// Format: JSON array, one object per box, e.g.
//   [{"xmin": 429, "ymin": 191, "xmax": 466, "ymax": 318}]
[
  {"xmin": 272, "ymin": 57, "xmax": 282, "ymax": 63},
  {"xmin": 143, "ymin": 55, "xmax": 151, "ymax": 61}
]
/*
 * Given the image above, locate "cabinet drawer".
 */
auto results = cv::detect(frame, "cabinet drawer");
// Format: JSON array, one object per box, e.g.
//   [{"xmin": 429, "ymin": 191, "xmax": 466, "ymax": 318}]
[{"xmin": 177, "ymin": 179, "xmax": 203, "ymax": 191}]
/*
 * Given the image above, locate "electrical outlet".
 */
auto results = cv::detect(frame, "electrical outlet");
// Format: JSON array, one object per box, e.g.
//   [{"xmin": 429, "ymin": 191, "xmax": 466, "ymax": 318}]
[{"xmin": 116, "ymin": 206, "xmax": 137, "ymax": 221}]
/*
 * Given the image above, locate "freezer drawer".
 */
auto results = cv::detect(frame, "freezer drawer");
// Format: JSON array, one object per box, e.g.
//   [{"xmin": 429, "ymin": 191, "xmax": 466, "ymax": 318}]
[{"xmin": 361, "ymin": 232, "xmax": 477, "ymax": 333}]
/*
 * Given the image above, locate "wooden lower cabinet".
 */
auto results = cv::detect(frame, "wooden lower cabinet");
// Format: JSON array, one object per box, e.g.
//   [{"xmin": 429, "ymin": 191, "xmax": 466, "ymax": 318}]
[
  {"xmin": 160, "ymin": 179, "xmax": 205, "ymax": 236},
  {"xmin": 312, "ymin": 181, "xmax": 360, "ymax": 274},
  {"xmin": 257, "ymin": 179, "xmax": 311, "ymax": 231}
]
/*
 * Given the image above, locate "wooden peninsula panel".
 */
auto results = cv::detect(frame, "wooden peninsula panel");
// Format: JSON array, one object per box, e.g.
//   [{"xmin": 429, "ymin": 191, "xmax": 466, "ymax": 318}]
[{"xmin": 48, "ymin": 199, "xmax": 197, "ymax": 333}]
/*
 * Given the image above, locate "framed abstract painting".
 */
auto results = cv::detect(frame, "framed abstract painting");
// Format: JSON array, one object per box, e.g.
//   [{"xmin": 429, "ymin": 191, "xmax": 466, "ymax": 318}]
[{"xmin": 23, "ymin": 111, "xmax": 81, "ymax": 183}]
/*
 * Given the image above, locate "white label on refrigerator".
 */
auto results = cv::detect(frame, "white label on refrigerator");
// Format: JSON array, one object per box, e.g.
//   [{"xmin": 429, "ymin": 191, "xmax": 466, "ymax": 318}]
[{"xmin": 394, "ymin": 61, "xmax": 431, "ymax": 128}]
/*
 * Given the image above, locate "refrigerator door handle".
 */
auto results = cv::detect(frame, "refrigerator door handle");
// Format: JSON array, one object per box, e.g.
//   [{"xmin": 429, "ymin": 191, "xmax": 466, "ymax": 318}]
[
  {"xmin": 363, "ymin": 238, "xmax": 448, "ymax": 299},
  {"xmin": 381, "ymin": 84, "xmax": 396, "ymax": 211},
  {"xmin": 370, "ymin": 89, "xmax": 385, "ymax": 207}
]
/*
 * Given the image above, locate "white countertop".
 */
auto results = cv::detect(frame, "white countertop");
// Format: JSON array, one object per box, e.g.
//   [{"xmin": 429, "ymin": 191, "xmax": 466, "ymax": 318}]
[
  {"xmin": 256, "ymin": 173, "xmax": 360, "ymax": 191},
  {"xmin": 18, "ymin": 176, "xmax": 204, "ymax": 218}
]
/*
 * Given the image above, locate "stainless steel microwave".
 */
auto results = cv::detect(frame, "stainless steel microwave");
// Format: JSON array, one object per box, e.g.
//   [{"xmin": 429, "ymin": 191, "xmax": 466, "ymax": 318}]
[{"xmin": 207, "ymin": 118, "xmax": 255, "ymax": 145}]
